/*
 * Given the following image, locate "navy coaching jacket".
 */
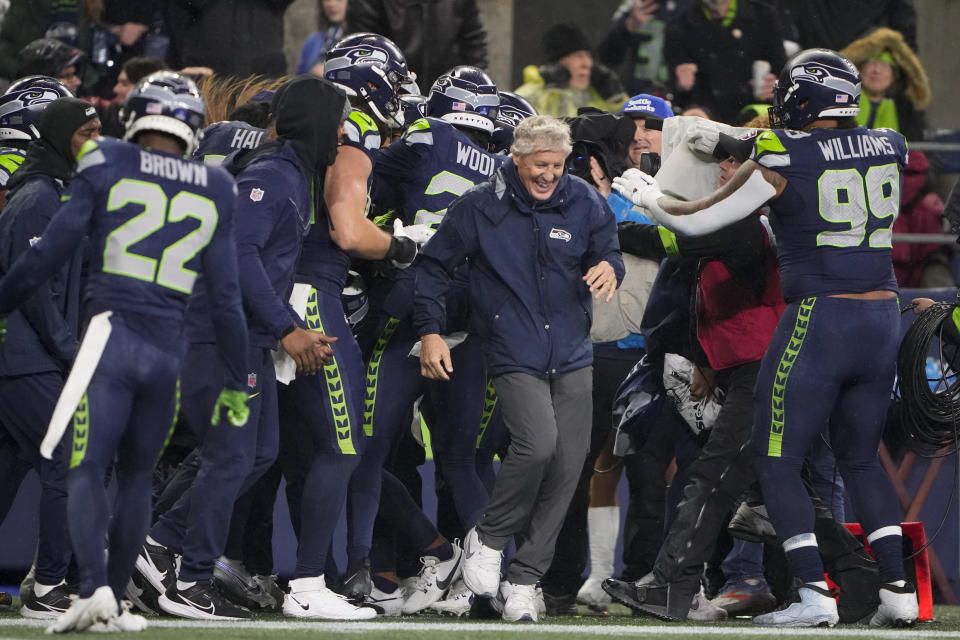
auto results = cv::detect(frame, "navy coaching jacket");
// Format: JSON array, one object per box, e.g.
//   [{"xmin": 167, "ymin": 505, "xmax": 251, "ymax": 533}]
[{"xmin": 414, "ymin": 159, "xmax": 625, "ymax": 378}]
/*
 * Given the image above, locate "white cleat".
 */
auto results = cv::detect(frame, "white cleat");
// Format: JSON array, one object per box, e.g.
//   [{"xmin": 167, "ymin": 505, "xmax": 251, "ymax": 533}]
[
  {"xmin": 88, "ymin": 601, "xmax": 149, "ymax": 632},
  {"xmin": 366, "ymin": 585, "xmax": 404, "ymax": 617},
  {"xmin": 576, "ymin": 576, "xmax": 612, "ymax": 610},
  {"xmin": 428, "ymin": 579, "xmax": 473, "ymax": 617},
  {"xmin": 870, "ymin": 582, "xmax": 918, "ymax": 627},
  {"xmin": 753, "ymin": 584, "xmax": 838, "ymax": 628},
  {"xmin": 282, "ymin": 577, "xmax": 376, "ymax": 620},
  {"xmin": 462, "ymin": 527, "xmax": 501, "ymax": 598},
  {"xmin": 402, "ymin": 543, "xmax": 463, "ymax": 614},
  {"xmin": 46, "ymin": 586, "xmax": 118, "ymax": 634},
  {"xmin": 500, "ymin": 581, "xmax": 538, "ymax": 622}
]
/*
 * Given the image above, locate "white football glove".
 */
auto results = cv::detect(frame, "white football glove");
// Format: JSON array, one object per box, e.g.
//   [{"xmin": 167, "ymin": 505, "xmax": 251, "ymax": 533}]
[
  {"xmin": 612, "ymin": 168, "xmax": 663, "ymax": 210},
  {"xmin": 685, "ymin": 119, "xmax": 724, "ymax": 156},
  {"xmin": 394, "ymin": 220, "xmax": 436, "ymax": 247}
]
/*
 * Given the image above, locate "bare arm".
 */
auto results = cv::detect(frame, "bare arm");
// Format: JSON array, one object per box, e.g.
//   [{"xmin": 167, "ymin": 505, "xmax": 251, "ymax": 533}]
[{"xmin": 324, "ymin": 145, "xmax": 392, "ymax": 258}]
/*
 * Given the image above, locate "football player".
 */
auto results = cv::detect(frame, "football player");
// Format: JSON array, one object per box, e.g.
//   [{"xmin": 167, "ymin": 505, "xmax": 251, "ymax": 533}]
[
  {"xmin": 609, "ymin": 48, "xmax": 918, "ymax": 628},
  {"xmin": 0, "ymin": 71, "xmax": 249, "ymax": 633}
]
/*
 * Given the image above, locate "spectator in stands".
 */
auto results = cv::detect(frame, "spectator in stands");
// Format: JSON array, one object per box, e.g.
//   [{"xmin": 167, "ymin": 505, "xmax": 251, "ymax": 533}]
[
  {"xmin": 98, "ymin": 56, "xmax": 166, "ymax": 138},
  {"xmin": 515, "ymin": 23, "xmax": 627, "ymax": 118},
  {"xmin": 778, "ymin": 0, "xmax": 917, "ymax": 53},
  {"xmin": 892, "ymin": 151, "xmax": 951, "ymax": 288},
  {"xmin": 165, "ymin": 0, "xmax": 294, "ymax": 77},
  {"xmin": 0, "ymin": 0, "xmax": 92, "ymax": 82},
  {"xmin": 348, "ymin": 0, "xmax": 487, "ymax": 87},
  {"xmin": 297, "ymin": 0, "xmax": 347, "ymax": 76},
  {"xmin": 597, "ymin": 0, "xmax": 693, "ymax": 97},
  {"xmin": 840, "ymin": 27, "xmax": 930, "ymax": 142},
  {"xmin": 14, "ymin": 38, "xmax": 84, "ymax": 94},
  {"xmin": 664, "ymin": 0, "xmax": 786, "ymax": 124},
  {"xmin": 621, "ymin": 93, "xmax": 673, "ymax": 170}
]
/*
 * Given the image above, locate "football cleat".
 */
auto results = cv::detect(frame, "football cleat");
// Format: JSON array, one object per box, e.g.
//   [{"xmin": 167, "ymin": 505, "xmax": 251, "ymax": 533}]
[
  {"xmin": 47, "ymin": 586, "xmax": 117, "ymax": 634},
  {"xmin": 869, "ymin": 582, "xmax": 918, "ymax": 627},
  {"xmin": 428, "ymin": 578, "xmax": 473, "ymax": 617},
  {"xmin": 282, "ymin": 576, "xmax": 377, "ymax": 620},
  {"xmin": 158, "ymin": 579, "xmax": 252, "ymax": 620},
  {"xmin": 711, "ymin": 576, "xmax": 777, "ymax": 616},
  {"xmin": 366, "ymin": 584, "xmax": 404, "ymax": 617},
  {"xmin": 461, "ymin": 527, "xmax": 501, "ymax": 598},
  {"xmin": 753, "ymin": 583, "xmax": 838, "ymax": 627},
  {"xmin": 337, "ymin": 557, "xmax": 373, "ymax": 603},
  {"xmin": 20, "ymin": 581, "xmax": 73, "ymax": 619},
  {"xmin": 213, "ymin": 556, "xmax": 281, "ymax": 611},
  {"xmin": 402, "ymin": 543, "xmax": 463, "ymax": 614}
]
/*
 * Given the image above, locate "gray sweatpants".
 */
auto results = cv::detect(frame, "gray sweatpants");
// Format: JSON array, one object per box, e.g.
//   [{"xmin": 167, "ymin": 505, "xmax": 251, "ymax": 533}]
[{"xmin": 478, "ymin": 367, "xmax": 593, "ymax": 585}]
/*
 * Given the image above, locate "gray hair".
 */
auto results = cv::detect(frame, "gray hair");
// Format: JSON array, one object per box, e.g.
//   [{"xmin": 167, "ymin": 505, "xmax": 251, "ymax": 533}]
[{"xmin": 510, "ymin": 115, "xmax": 573, "ymax": 157}]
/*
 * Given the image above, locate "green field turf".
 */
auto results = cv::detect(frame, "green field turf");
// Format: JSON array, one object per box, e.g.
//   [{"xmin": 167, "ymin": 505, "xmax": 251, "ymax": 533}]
[{"xmin": 3, "ymin": 604, "xmax": 960, "ymax": 639}]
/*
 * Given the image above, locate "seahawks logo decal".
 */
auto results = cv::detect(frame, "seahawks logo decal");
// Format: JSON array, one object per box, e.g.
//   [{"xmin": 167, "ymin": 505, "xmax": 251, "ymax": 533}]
[
  {"xmin": 0, "ymin": 88, "xmax": 62, "ymax": 118},
  {"xmin": 345, "ymin": 47, "xmax": 388, "ymax": 66},
  {"xmin": 790, "ymin": 63, "xmax": 860, "ymax": 96}
]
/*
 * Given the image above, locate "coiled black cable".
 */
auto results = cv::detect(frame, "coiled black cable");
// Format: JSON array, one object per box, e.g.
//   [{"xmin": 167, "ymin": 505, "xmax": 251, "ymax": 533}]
[{"xmin": 895, "ymin": 301, "xmax": 960, "ymax": 457}]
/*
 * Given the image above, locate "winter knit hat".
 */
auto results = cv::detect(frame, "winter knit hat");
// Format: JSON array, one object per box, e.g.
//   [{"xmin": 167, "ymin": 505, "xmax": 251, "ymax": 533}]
[{"xmin": 543, "ymin": 23, "xmax": 592, "ymax": 63}]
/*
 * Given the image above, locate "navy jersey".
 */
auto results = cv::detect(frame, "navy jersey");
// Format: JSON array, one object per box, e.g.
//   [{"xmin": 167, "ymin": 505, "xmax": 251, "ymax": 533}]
[
  {"xmin": 0, "ymin": 137, "xmax": 249, "ymax": 390},
  {"xmin": 296, "ymin": 109, "xmax": 380, "ymax": 294},
  {"xmin": 193, "ymin": 121, "xmax": 266, "ymax": 166},
  {"xmin": 0, "ymin": 146, "xmax": 26, "ymax": 188},
  {"xmin": 373, "ymin": 117, "xmax": 504, "ymax": 228},
  {"xmin": 753, "ymin": 127, "xmax": 907, "ymax": 302}
]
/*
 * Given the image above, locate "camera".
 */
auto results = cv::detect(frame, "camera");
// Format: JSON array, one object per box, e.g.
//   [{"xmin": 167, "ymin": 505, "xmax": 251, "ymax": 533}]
[{"xmin": 639, "ymin": 152, "xmax": 661, "ymax": 177}]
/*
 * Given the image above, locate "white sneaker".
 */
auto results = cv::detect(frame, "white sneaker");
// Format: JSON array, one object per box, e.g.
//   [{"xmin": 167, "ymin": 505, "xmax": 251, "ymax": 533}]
[
  {"xmin": 367, "ymin": 584, "xmax": 404, "ymax": 617},
  {"xmin": 282, "ymin": 577, "xmax": 376, "ymax": 620},
  {"xmin": 687, "ymin": 587, "xmax": 728, "ymax": 621},
  {"xmin": 462, "ymin": 527, "xmax": 501, "ymax": 598},
  {"xmin": 870, "ymin": 582, "xmax": 918, "ymax": 627},
  {"xmin": 428, "ymin": 579, "xmax": 473, "ymax": 617},
  {"xmin": 576, "ymin": 576, "xmax": 612, "ymax": 610},
  {"xmin": 88, "ymin": 602, "xmax": 149, "ymax": 632},
  {"xmin": 501, "ymin": 581, "xmax": 538, "ymax": 622},
  {"xmin": 534, "ymin": 585, "xmax": 546, "ymax": 618},
  {"xmin": 403, "ymin": 543, "xmax": 463, "ymax": 614},
  {"xmin": 399, "ymin": 576, "xmax": 419, "ymax": 599},
  {"xmin": 753, "ymin": 584, "xmax": 838, "ymax": 627},
  {"xmin": 47, "ymin": 586, "xmax": 118, "ymax": 634}
]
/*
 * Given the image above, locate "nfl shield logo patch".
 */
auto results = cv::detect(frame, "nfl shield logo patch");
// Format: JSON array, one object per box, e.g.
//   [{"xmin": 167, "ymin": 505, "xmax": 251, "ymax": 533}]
[
  {"xmin": 250, "ymin": 187, "xmax": 264, "ymax": 202},
  {"xmin": 247, "ymin": 372, "xmax": 257, "ymax": 388}
]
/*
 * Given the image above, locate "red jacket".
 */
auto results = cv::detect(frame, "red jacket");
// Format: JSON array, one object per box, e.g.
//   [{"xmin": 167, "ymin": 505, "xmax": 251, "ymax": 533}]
[{"xmin": 892, "ymin": 151, "xmax": 944, "ymax": 288}]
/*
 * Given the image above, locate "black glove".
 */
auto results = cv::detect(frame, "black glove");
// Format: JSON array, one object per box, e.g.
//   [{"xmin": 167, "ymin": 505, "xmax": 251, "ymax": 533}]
[
  {"xmin": 591, "ymin": 64, "xmax": 624, "ymax": 101},
  {"xmin": 386, "ymin": 234, "xmax": 417, "ymax": 269},
  {"xmin": 539, "ymin": 64, "xmax": 570, "ymax": 89}
]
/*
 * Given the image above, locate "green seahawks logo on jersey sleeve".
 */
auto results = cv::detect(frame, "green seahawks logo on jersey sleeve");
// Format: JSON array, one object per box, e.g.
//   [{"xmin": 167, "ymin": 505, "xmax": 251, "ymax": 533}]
[{"xmin": 344, "ymin": 109, "xmax": 381, "ymax": 151}]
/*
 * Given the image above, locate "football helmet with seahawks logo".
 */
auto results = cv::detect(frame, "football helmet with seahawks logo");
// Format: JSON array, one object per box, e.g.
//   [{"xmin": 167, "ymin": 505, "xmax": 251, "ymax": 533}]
[
  {"xmin": 0, "ymin": 75, "xmax": 73, "ymax": 143},
  {"xmin": 490, "ymin": 91, "xmax": 537, "ymax": 153},
  {"xmin": 768, "ymin": 48, "xmax": 860, "ymax": 129},
  {"xmin": 324, "ymin": 33, "xmax": 412, "ymax": 130}
]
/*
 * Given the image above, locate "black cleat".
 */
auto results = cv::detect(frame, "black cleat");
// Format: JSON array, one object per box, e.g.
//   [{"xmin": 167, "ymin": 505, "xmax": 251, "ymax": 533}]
[
  {"xmin": 337, "ymin": 558, "xmax": 372, "ymax": 603},
  {"xmin": 158, "ymin": 579, "xmax": 252, "ymax": 620},
  {"xmin": 19, "ymin": 582, "xmax": 73, "ymax": 619},
  {"xmin": 213, "ymin": 557, "xmax": 281, "ymax": 611}
]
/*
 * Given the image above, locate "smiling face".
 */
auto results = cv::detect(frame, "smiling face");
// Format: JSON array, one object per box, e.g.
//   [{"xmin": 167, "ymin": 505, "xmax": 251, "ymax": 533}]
[
  {"xmin": 513, "ymin": 149, "xmax": 567, "ymax": 201},
  {"xmin": 627, "ymin": 118, "xmax": 662, "ymax": 168},
  {"xmin": 861, "ymin": 59, "xmax": 894, "ymax": 98}
]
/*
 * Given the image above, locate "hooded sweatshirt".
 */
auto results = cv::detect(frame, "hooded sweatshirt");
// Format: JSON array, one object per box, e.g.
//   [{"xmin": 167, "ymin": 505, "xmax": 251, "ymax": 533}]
[
  {"xmin": 0, "ymin": 97, "xmax": 97, "ymax": 375},
  {"xmin": 186, "ymin": 75, "xmax": 347, "ymax": 348}
]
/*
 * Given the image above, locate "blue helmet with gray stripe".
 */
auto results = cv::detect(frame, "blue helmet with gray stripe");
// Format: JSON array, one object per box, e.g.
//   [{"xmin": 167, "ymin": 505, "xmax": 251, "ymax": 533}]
[
  {"xmin": 0, "ymin": 75, "xmax": 72, "ymax": 144},
  {"xmin": 769, "ymin": 48, "xmax": 860, "ymax": 129},
  {"xmin": 324, "ymin": 33, "xmax": 412, "ymax": 130},
  {"xmin": 426, "ymin": 66, "xmax": 499, "ymax": 134},
  {"xmin": 120, "ymin": 71, "xmax": 205, "ymax": 154}
]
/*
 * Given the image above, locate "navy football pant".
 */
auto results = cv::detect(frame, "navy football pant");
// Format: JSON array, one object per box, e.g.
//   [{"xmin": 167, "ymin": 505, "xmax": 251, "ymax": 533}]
[
  {"xmin": 348, "ymin": 317, "xmax": 489, "ymax": 559},
  {"xmin": 151, "ymin": 344, "xmax": 278, "ymax": 582},
  {"xmin": 754, "ymin": 296, "xmax": 904, "ymax": 583},
  {"xmin": 0, "ymin": 372, "xmax": 72, "ymax": 586},
  {"xmin": 283, "ymin": 288, "xmax": 365, "ymax": 578},
  {"xmin": 67, "ymin": 315, "xmax": 180, "ymax": 600}
]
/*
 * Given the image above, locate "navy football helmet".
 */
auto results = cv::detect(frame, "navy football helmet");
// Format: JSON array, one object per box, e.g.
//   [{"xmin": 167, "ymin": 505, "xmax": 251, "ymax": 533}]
[
  {"xmin": 324, "ymin": 33, "xmax": 412, "ymax": 129},
  {"xmin": 120, "ymin": 71, "xmax": 205, "ymax": 154},
  {"xmin": 0, "ymin": 75, "xmax": 73, "ymax": 143},
  {"xmin": 426, "ymin": 66, "xmax": 499, "ymax": 134},
  {"xmin": 768, "ymin": 48, "xmax": 860, "ymax": 129},
  {"xmin": 489, "ymin": 91, "xmax": 537, "ymax": 153}
]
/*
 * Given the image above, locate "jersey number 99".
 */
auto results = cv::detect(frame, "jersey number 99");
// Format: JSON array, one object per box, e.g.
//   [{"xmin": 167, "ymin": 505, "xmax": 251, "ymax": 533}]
[
  {"xmin": 103, "ymin": 178, "xmax": 218, "ymax": 294},
  {"xmin": 816, "ymin": 164, "xmax": 899, "ymax": 249}
]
